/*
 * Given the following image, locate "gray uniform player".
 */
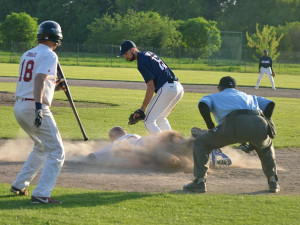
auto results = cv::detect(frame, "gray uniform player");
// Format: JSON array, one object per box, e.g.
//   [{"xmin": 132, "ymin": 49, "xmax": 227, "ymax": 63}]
[
  {"xmin": 10, "ymin": 21, "xmax": 65, "ymax": 204},
  {"xmin": 184, "ymin": 76, "xmax": 279, "ymax": 193}
]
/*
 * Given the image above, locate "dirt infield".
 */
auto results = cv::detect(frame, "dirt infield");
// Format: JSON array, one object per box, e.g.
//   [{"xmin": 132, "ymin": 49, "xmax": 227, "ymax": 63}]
[{"xmin": 1, "ymin": 77, "xmax": 300, "ymax": 195}]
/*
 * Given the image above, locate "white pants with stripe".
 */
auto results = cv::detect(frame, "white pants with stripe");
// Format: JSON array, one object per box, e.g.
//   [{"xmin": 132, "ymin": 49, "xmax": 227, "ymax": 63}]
[
  {"xmin": 255, "ymin": 67, "xmax": 276, "ymax": 89},
  {"xmin": 12, "ymin": 100, "xmax": 65, "ymax": 197},
  {"xmin": 144, "ymin": 81, "xmax": 184, "ymax": 135}
]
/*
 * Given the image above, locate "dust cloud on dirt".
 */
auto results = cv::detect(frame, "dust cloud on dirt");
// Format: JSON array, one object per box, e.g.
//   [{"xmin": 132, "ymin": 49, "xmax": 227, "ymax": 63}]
[{"xmin": 0, "ymin": 131, "xmax": 262, "ymax": 173}]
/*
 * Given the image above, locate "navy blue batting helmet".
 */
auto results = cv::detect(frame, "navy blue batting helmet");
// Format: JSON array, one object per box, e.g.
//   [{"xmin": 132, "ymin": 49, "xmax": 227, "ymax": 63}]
[{"xmin": 37, "ymin": 21, "xmax": 63, "ymax": 46}]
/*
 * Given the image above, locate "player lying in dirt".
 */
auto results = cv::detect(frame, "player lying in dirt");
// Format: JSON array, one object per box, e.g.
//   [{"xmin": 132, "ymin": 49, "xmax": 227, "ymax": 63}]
[{"xmin": 85, "ymin": 127, "xmax": 231, "ymax": 171}]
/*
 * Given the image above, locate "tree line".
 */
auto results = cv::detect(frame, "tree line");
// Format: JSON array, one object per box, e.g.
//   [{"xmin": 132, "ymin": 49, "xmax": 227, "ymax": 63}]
[{"xmin": 0, "ymin": 0, "xmax": 300, "ymax": 59}]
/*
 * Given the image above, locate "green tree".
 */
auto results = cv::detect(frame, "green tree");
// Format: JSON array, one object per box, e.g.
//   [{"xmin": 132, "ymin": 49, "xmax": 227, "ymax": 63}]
[
  {"xmin": 0, "ymin": 12, "xmax": 38, "ymax": 50},
  {"xmin": 218, "ymin": 0, "xmax": 299, "ymax": 46},
  {"xmin": 115, "ymin": 0, "xmax": 227, "ymax": 21},
  {"xmin": 178, "ymin": 17, "xmax": 221, "ymax": 59},
  {"xmin": 246, "ymin": 23, "xmax": 283, "ymax": 61},
  {"xmin": 277, "ymin": 22, "xmax": 300, "ymax": 52},
  {"xmin": 87, "ymin": 10, "xmax": 182, "ymax": 49},
  {"xmin": 36, "ymin": 0, "xmax": 116, "ymax": 43},
  {"xmin": 0, "ymin": 0, "xmax": 39, "ymax": 21}
]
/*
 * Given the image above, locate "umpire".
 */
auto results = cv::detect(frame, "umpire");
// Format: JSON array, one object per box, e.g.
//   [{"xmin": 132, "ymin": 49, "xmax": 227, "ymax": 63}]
[{"xmin": 184, "ymin": 76, "xmax": 280, "ymax": 193}]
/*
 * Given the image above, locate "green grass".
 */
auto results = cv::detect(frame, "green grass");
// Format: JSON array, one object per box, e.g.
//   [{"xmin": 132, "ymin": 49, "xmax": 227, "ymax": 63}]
[
  {"xmin": 1, "ymin": 82, "xmax": 300, "ymax": 147},
  {"xmin": 2, "ymin": 62, "xmax": 300, "ymax": 90},
  {"xmin": 1, "ymin": 183, "xmax": 300, "ymax": 225}
]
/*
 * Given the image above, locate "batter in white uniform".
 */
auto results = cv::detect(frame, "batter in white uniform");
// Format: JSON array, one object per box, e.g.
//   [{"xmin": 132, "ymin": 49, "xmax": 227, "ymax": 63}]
[
  {"xmin": 10, "ymin": 21, "xmax": 65, "ymax": 204},
  {"xmin": 119, "ymin": 40, "xmax": 184, "ymax": 135}
]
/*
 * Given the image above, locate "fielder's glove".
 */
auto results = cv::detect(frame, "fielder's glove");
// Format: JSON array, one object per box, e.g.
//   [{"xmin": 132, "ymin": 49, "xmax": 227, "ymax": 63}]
[
  {"xmin": 128, "ymin": 109, "xmax": 145, "ymax": 125},
  {"xmin": 272, "ymin": 71, "xmax": 276, "ymax": 77},
  {"xmin": 34, "ymin": 109, "xmax": 43, "ymax": 128}
]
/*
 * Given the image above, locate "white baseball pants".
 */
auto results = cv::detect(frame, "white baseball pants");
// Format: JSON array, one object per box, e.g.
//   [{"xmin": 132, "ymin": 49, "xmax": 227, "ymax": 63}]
[
  {"xmin": 144, "ymin": 81, "xmax": 184, "ymax": 135},
  {"xmin": 12, "ymin": 100, "xmax": 65, "ymax": 197},
  {"xmin": 255, "ymin": 67, "xmax": 276, "ymax": 89}
]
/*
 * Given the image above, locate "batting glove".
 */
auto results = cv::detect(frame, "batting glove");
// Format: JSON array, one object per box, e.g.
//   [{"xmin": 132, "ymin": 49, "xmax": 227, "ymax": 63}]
[{"xmin": 34, "ymin": 102, "xmax": 43, "ymax": 128}]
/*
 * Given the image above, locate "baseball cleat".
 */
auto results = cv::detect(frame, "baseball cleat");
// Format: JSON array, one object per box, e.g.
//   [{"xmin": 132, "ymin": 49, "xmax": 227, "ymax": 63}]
[
  {"xmin": 183, "ymin": 178, "xmax": 206, "ymax": 193},
  {"xmin": 31, "ymin": 196, "xmax": 62, "ymax": 204},
  {"xmin": 268, "ymin": 176, "xmax": 280, "ymax": 193},
  {"xmin": 10, "ymin": 186, "xmax": 28, "ymax": 196},
  {"xmin": 268, "ymin": 181, "xmax": 280, "ymax": 193},
  {"xmin": 211, "ymin": 149, "xmax": 232, "ymax": 167}
]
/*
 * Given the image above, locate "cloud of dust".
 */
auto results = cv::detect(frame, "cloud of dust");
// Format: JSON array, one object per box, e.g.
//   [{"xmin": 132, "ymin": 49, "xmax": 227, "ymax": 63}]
[
  {"xmin": 0, "ymin": 137, "xmax": 109, "ymax": 162},
  {"xmin": 0, "ymin": 132, "xmax": 269, "ymax": 173},
  {"xmin": 87, "ymin": 131, "xmax": 194, "ymax": 172},
  {"xmin": 221, "ymin": 147, "xmax": 261, "ymax": 169},
  {"xmin": 0, "ymin": 138, "xmax": 32, "ymax": 161}
]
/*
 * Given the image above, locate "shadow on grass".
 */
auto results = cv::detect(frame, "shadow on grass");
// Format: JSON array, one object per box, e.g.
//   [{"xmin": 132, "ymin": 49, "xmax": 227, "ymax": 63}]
[{"xmin": 0, "ymin": 191, "xmax": 153, "ymax": 209}]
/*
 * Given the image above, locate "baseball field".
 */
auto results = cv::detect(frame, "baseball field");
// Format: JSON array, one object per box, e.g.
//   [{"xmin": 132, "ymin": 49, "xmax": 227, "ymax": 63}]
[{"xmin": 0, "ymin": 63, "xmax": 300, "ymax": 224}]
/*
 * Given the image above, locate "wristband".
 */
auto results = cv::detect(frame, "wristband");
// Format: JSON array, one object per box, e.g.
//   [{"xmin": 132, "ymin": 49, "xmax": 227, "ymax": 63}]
[{"xmin": 35, "ymin": 102, "xmax": 42, "ymax": 110}]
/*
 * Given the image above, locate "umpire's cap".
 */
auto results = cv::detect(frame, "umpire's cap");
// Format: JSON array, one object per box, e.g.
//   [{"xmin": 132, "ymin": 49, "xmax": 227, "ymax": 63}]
[
  {"xmin": 119, "ymin": 40, "xmax": 136, "ymax": 56},
  {"xmin": 218, "ymin": 76, "xmax": 236, "ymax": 89}
]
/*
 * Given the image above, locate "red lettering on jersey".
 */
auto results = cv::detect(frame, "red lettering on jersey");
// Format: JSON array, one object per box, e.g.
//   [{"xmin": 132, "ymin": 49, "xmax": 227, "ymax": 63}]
[{"xmin": 25, "ymin": 52, "xmax": 37, "ymax": 57}]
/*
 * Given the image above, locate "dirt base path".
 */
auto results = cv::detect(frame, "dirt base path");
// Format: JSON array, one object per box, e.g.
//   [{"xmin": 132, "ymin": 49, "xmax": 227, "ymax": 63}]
[{"xmin": 1, "ymin": 77, "xmax": 300, "ymax": 98}]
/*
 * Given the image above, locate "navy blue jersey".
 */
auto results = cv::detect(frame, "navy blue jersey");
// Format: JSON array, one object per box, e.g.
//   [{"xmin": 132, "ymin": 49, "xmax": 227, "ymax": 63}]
[
  {"xmin": 259, "ymin": 56, "xmax": 272, "ymax": 68},
  {"xmin": 137, "ymin": 51, "xmax": 177, "ymax": 92}
]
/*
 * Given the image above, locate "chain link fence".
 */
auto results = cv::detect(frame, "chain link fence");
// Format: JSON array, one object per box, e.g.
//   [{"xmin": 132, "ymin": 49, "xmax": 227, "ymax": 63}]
[{"xmin": 1, "ymin": 41, "xmax": 300, "ymax": 74}]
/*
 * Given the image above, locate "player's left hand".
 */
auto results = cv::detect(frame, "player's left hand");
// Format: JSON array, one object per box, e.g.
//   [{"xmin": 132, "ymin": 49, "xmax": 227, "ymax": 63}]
[
  {"xmin": 128, "ymin": 109, "xmax": 145, "ymax": 125},
  {"xmin": 34, "ymin": 109, "xmax": 43, "ymax": 128},
  {"xmin": 55, "ymin": 78, "xmax": 66, "ymax": 91}
]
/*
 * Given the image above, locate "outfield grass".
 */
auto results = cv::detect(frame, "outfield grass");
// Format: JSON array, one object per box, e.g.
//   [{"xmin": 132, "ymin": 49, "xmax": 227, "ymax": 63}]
[
  {"xmin": 2, "ymin": 50, "xmax": 300, "ymax": 74},
  {"xmin": 1, "ymin": 63, "xmax": 300, "ymax": 90},
  {"xmin": 1, "ymin": 184, "xmax": 300, "ymax": 225}
]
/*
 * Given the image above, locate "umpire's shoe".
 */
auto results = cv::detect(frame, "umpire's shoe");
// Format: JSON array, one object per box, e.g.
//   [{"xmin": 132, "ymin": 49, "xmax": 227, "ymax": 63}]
[
  {"xmin": 10, "ymin": 186, "xmax": 28, "ymax": 196},
  {"xmin": 268, "ymin": 176, "xmax": 280, "ymax": 193},
  {"xmin": 183, "ymin": 178, "xmax": 206, "ymax": 193}
]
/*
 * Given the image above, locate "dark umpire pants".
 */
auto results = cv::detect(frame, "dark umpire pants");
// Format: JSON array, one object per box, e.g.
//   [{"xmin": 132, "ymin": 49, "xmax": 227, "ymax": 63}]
[{"xmin": 193, "ymin": 109, "xmax": 278, "ymax": 180}]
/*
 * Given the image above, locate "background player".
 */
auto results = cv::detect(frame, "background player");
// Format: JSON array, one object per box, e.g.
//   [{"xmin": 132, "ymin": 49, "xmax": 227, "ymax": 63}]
[
  {"xmin": 119, "ymin": 40, "xmax": 184, "ymax": 135},
  {"xmin": 255, "ymin": 49, "xmax": 276, "ymax": 90},
  {"xmin": 11, "ymin": 20, "xmax": 65, "ymax": 204}
]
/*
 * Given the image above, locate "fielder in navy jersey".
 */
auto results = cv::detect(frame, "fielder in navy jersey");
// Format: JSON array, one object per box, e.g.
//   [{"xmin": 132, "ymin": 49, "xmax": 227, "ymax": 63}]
[
  {"xmin": 255, "ymin": 49, "xmax": 276, "ymax": 90},
  {"xmin": 119, "ymin": 40, "xmax": 184, "ymax": 135}
]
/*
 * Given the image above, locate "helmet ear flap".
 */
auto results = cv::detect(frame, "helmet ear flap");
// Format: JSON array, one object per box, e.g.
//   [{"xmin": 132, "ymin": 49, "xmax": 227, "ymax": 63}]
[{"xmin": 37, "ymin": 20, "xmax": 63, "ymax": 45}]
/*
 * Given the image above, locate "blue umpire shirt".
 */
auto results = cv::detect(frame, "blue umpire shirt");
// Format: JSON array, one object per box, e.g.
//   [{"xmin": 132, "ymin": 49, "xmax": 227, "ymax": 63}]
[
  {"xmin": 199, "ymin": 88, "xmax": 272, "ymax": 125},
  {"xmin": 137, "ymin": 51, "xmax": 177, "ymax": 93}
]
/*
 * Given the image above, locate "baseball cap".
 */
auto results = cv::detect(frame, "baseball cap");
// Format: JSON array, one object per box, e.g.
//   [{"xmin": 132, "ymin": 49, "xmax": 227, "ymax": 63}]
[
  {"xmin": 218, "ymin": 76, "xmax": 236, "ymax": 88},
  {"xmin": 264, "ymin": 49, "xmax": 269, "ymax": 53},
  {"xmin": 119, "ymin": 40, "xmax": 136, "ymax": 56}
]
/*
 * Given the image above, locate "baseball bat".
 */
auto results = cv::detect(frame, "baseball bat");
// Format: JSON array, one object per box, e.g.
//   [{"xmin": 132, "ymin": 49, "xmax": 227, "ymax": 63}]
[{"xmin": 57, "ymin": 62, "xmax": 89, "ymax": 141}]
